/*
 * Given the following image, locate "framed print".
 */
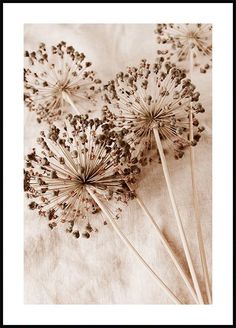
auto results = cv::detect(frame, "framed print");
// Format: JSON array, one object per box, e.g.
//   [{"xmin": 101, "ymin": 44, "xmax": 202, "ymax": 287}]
[{"xmin": 3, "ymin": 2, "xmax": 233, "ymax": 326}]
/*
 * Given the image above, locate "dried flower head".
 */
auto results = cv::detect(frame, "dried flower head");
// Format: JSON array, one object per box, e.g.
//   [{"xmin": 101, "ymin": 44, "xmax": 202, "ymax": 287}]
[
  {"xmin": 154, "ymin": 24, "xmax": 212, "ymax": 73},
  {"xmin": 103, "ymin": 58, "xmax": 205, "ymax": 162},
  {"xmin": 24, "ymin": 41, "xmax": 102, "ymax": 123},
  {"xmin": 24, "ymin": 115, "xmax": 140, "ymax": 238}
]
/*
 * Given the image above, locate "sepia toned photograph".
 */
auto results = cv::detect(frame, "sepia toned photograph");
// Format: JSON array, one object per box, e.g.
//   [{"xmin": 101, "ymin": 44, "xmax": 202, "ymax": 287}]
[{"xmin": 24, "ymin": 23, "xmax": 212, "ymax": 305}]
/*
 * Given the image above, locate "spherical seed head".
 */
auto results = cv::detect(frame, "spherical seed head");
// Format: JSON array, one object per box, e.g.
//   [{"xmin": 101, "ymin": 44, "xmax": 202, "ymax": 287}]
[
  {"xmin": 103, "ymin": 58, "xmax": 205, "ymax": 162},
  {"xmin": 24, "ymin": 41, "xmax": 102, "ymax": 124},
  {"xmin": 24, "ymin": 115, "xmax": 140, "ymax": 239},
  {"xmin": 154, "ymin": 24, "xmax": 212, "ymax": 73}
]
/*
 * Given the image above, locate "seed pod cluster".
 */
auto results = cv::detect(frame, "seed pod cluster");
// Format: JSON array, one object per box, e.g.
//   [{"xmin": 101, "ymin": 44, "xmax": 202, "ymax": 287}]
[
  {"xmin": 24, "ymin": 115, "xmax": 140, "ymax": 238},
  {"xmin": 103, "ymin": 58, "xmax": 205, "ymax": 161},
  {"xmin": 154, "ymin": 24, "xmax": 212, "ymax": 74},
  {"xmin": 24, "ymin": 41, "xmax": 102, "ymax": 123}
]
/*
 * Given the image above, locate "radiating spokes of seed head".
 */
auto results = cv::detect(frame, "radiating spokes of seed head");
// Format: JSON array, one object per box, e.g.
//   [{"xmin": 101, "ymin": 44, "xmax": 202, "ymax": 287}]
[
  {"xmin": 103, "ymin": 58, "xmax": 205, "ymax": 162},
  {"xmin": 24, "ymin": 41, "xmax": 102, "ymax": 124},
  {"xmin": 24, "ymin": 115, "xmax": 139, "ymax": 239}
]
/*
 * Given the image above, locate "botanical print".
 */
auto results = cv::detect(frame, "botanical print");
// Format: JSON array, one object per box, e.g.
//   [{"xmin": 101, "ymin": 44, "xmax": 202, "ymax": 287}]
[{"xmin": 24, "ymin": 24, "xmax": 212, "ymax": 304}]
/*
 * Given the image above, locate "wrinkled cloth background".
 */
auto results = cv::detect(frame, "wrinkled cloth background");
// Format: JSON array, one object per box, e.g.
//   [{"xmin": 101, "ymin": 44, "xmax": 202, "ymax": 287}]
[{"xmin": 24, "ymin": 24, "xmax": 212, "ymax": 304}]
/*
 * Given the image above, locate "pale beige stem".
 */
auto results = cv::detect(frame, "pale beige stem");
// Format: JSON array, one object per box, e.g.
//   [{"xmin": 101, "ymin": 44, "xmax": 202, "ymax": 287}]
[
  {"xmin": 189, "ymin": 139, "xmax": 212, "ymax": 304},
  {"xmin": 62, "ymin": 91, "xmax": 79, "ymax": 114},
  {"xmin": 189, "ymin": 49, "xmax": 212, "ymax": 304},
  {"xmin": 153, "ymin": 127, "xmax": 204, "ymax": 304},
  {"xmin": 133, "ymin": 192, "xmax": 199, "ymax": 304},
  {"xmin": 86, "ymin": 187, "xmax": 182, "ymax": 304}
]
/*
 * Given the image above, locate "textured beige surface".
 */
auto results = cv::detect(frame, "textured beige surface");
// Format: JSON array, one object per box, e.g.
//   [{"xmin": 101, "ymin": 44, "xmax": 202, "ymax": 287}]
[{"xmin": 24, "ymin": 24, "xmax": 212, "ymax": 304}]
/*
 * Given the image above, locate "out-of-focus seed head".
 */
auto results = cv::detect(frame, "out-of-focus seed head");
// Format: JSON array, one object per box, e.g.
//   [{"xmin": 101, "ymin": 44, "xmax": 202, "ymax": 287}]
[{"xmin": 154, "ymin": 24, "xmax": 212, "ymax": 74}]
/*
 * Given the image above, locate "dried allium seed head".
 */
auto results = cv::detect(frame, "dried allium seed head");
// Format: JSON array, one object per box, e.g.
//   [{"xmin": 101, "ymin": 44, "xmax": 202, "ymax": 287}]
[
  {"xmin": 103, "ymin": 58, "xmax": 205, "ymax": 162},
  {"xmin": 154, "ymin": 24, "xmax": 212, "ymax": 73},
  {"xmin": 24, "ymin": 115, "xmax": 140, "ymax": 239},
  {"xmin": 24, "ymin": 41, "xmax": 102, "ymax": 124}
]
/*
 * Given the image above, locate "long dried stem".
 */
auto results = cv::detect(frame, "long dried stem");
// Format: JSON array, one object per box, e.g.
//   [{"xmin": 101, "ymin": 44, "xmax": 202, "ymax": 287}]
[
  {"xmin": 62, "ymin": 91, "xmax": 79, "ymax": 114},
  {"xmin": 189, "ymin": 50, "xmax": 212, "ymax": 303},
  {"xmin": 153, "ymin": 127, "xmax": 204, "ymax": 304},
  {"xmin": 132, "ymin": 191, "xmax": 199, "ymax": 303},
  {"xmin": 86, "ymin": 186, "xmax": 182, "ymax": 304}
]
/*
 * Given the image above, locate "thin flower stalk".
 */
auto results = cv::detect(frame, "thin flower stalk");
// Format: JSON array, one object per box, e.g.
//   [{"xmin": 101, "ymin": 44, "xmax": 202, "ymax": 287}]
[
  {"xmin": 87, "ymin": 186, "xmax": 182, "ymax": 304},
  {"xmin": 189, "ymin": 49, "xmax": 212, "ymax": 303},
  {"xmin": 127, "ymin": 184, "xmax": 199, "ymax": 304},
  {"xmin": 103, "ymin": 58, "xmax": 206, "ymax": 303},
  {"xmin": 153, "ymin": 127, "xmax": 204, "ymax": 304}
]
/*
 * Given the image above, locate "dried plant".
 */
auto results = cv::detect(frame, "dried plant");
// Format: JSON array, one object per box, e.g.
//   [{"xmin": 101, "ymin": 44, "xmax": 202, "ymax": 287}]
[
  {"xmin": 23, "ymin": 26, "xmax": 212, "ymax": 305},
  {"xmin": 154, "ymin": 24, "xmax": 213, "ymax": 303},
  {"xmin": 103, "ymin": 58, "xmax": 205, "ymax": 163},
  {"xmin": 24, "ymin": 114, "xmax": 138, "ymax": 238},
  {"xmin": 24, "ymin": 113, "xmax": 183, "ymax": 304},
  {"xmin": 154, "ymin": 24, "xmax": 212, "ymax": 74},
  {"xmin": 103, "ymin": 58, "xmax": 206, "ymax": 303},
  {"xmin": 24, "ymin": 42, "xmax": 102, "ymax": 123}
]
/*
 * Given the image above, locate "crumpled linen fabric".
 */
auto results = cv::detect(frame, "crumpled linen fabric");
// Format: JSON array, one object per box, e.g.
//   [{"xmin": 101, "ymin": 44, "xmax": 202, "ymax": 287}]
[{"xmin": 24, "ymin": 24, "xmax": 212, "ymax": 304}]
